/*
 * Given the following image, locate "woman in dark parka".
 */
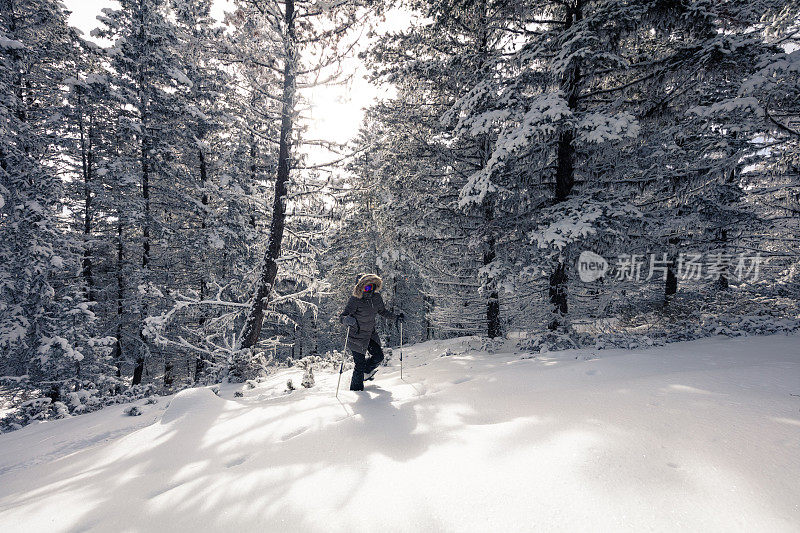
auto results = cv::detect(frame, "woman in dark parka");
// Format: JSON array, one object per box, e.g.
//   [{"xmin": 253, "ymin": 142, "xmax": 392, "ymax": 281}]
[{"xmin": 339, "ymin": 273, "xmax": 404, "ymax": 391}]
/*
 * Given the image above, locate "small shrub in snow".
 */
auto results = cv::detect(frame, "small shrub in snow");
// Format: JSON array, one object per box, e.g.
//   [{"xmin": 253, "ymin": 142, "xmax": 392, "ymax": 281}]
[
  {"xmin": 234, "ymin": 391, "xmax": 244, "ymax": 398},
  {"xmin": 519, "ymin": 332, "xmax": 579, "ymax": 354},
  {"xmin": 515, "ymin": 299, "xmax": 800, "ymax": 355},
  {"xmin": 66, "ymin": 388, "xmax": 102, "ymax": 414},
  {"xmin": 124, "ymin": 406, "xmax": 142, "ymax": 416},
  {"xmin": 301, "ymin": 366, "xmax": 315, "ymax": 388},
  {"xmin": 144, "ymin": 396, "xmax": 158, "ymax": 405},
  {"xmin": 228, "ymin": 348, "xmax": 269, "ymax": 383},
  {"xmin": 244, "ymin": 380, "xmax": 258, "ymax": 390},
  {"xmin": 194, "ymin": 361, "xmax": 227, "ymax": 386},
  {"xmin": 478, "ymin": 338, "xmax": 505, "ymax": 354},
  {"xmin": 382, "ymin": 347, "xmax": 393, "ymax": 366},
  {"xmin": 293, "ymin": 351, "xmax": 349, "ymax": 373},
  {"xmin": 0, "ymin": 379, "xmax": 160, "ymax": 433},
  {"xmin": 210, "ymin": 386, "xmax": 220, "ymax": 396},
  {"xmin": 52, "ymin": 401, "xmax": 70, "ymax": 419},
  {"xmin": 3, "ymin": 422, "xmax": 23, "ymax": 432},
  {"xmin": 20, "ymin": 397, "xmax": 53, "ymax": 423},
  {"xmin": 286, "ymin": 379, "xmax": 295, "ymax": 392},
  {"xmin": 103, "ymin": 383, "xmax": 160, "ymax": 405}
]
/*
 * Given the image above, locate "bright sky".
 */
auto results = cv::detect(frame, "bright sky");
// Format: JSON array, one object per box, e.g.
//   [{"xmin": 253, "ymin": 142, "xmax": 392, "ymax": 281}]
[{"xmin": 63, "ymin": 0, "xmax": 405, "ymax": 167}]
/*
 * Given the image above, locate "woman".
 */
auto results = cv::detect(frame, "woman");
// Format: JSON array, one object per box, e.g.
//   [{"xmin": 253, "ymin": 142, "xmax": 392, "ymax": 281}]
[{"xmin": 339, "ymin": 273, "xmax": 404, "ymax": 391}]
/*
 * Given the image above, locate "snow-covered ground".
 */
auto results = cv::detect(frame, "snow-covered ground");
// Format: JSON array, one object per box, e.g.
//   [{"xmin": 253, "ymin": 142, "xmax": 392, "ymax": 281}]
[{"xmin": 0, "ymin": 334, "xmax": 798, "ymax": 532}]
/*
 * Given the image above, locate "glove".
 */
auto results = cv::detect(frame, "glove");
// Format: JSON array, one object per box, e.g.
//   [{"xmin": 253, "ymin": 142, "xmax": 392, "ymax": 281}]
[
  {"xmin": 343, "ymin": 315, "xmax": 357, "ymax": 327},
  {"xmin": 396, "ymin": 312, "xmax": 405, "ymax": 323}
]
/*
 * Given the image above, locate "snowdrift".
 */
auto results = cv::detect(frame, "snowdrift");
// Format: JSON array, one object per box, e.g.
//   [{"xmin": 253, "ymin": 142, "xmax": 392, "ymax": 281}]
[{"xmin": 0, "ymin": 334, "xmax": 798, "ymax": 532}]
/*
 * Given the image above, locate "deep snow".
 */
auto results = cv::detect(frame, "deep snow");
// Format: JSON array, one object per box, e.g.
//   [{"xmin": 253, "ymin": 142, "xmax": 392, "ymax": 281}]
[{"xmin": 0, "ymin": 334, "xmax": 798, "ymax": 532}]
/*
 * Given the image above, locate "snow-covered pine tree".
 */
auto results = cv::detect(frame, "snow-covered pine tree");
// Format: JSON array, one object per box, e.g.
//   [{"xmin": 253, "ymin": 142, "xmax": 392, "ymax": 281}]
[
  {"xmin": 235, "ymin": 0, "xmax": 367, "ymax": 364},
  {"xmin": 93, "ymin": 0, "xmax": 190, "ymax": 385},
  {"xmin": 361, "ymin": 0, "xmax": 526, "ymax": 339},
  {"xmin": 155, "ymin": 0, "xmax": 233, "ymax": 386},
  {"xmin": 0, "ymin": 0, "xmax": 102, "ymax": 406},
  {"xmin": 472, "ymin": 0, "xmax": 794, "ymax": 330},
  {"xmin": 116, "ymin": 0, "xmax": 280, "ymax": 382},
  {"xmin": 359, "ymin": 0, "xmax": 799, "ymax": 340},
  {"xmin": 466, "ymin": 0, "xmax": 649, "ymax": 332},
  {"xmin": 142, "ymin": 0, "xmax": 358, "ymax": 380},
  {"xmin": 681, "ymin": 2, "xmax": 800, "ymax": 301}
]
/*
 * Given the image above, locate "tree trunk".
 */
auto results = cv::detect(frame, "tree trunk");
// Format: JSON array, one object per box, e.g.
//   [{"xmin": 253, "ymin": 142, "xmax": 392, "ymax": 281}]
[
  {"xmin": 716, "ymin": 228, "xmax": 729, "ymax": 290},
  {"xmin": 716, "ymin": 167, "xmax": 736, "ymax": 290},
  {"xmin": 77, "ymin": 88, "xmax": 96, "ymax": 303},
  {"xmin": 484, "ymin": 205, "xmax": 500, "ymax": 338},
  {"xmin": 664, "ymin": 237, "xmax": 679, "ymax": 302},
  {"xmin": 132, "ymin": 357, "xmax": 144, "ymax": 385},
  {"xmin": 549, "ymin": 1, "xmax": 582, "ymax": 330},
  {"xmin": 475, "ymin": 0, "xmax": 500, "ymax": 339},
  {"xmin": 424, "ymin": 293, "xmax": 434, "ymax": 340},
  {"xmin": 194, "ymin": 356, "xmax": 206, "ymax": 383},
  {"xmin": 199, "ymin": 145, "xmax": 208, "ymax": 308},
  {"xmin": 134, "ymin": 34, "xmax": 151, "ymax": 386},
  {"xmin": 548, "ymin": 261, "xmax": 568, "ymax": 330},
  {"xmin": 114, "ymin": 220, "xmax": 125, "ymax": 379},
  {"xmin": 665, "ymin": 264, "xmax": 678, "ymax": 297},
  {"xmin": 554, "ymin": 2, "xmax": 581, "ymax": 202},
  {"xmin": 133, "ymin": 137, "xmax": 149, "ymax": 385},
  {"xmin": 194, "ymin": 145, "xmax": 209, "ymax": 382},
  {"xmin": 163, "ymin": 360, "xmax": 174, "ymax": 388},
  {"xmin": 240, "ymin": 0, "xmax": 296, "ymax": 351}
]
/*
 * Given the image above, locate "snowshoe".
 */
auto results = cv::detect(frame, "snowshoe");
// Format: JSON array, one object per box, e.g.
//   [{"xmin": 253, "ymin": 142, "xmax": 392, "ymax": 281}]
[{"xmin": 364, "ymin": 368, "xmax": 379, "ymax": 382}]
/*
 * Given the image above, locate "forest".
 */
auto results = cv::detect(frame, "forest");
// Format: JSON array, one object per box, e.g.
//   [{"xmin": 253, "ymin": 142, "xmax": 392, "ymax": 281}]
[{"xmin": 1, "ymin": 0, "xmax": 799, "ymax": 430}]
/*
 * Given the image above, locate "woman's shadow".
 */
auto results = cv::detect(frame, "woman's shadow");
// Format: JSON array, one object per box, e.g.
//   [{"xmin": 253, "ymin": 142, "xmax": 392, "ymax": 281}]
[{"xmin": 349, "ymin": 385, "xmax": 429, "ymax": 462}]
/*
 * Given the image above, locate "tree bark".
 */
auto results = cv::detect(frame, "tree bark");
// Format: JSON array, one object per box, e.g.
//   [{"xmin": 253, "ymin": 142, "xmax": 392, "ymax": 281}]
[
  {"xmin": 715, "ymin": 167, "xmax": 736, "ymax": 290},
  {"xmin": 475, "ymin": 0, "xmax": 500, "ymax": 338},
  {"xmin": 240, "ymin": 0, "xmax": 296, "ymax": 351},
  {"xmin": 114, "ymin": 220, "xmax": 125, "ymax": 379},
  {"xmin": 548, "ymin": 261, "xmax": 568, "ymax": 330},
  {"xmin": 716, "ymin": 229, "xmax": 729, "ymax": 290},
  {"xmin": 199, "ymin": 146, "xmax": 208, "ymax": 307},
  {"xmin": 133, "ymin": 6, "xmax": 151, "ymax": 385},
  {"xmin": 549, "ymin": 0, "xmax": 582, "ymax": 330},
  {"xmin": 484, "ymin": 228, "xmax": 500, "ymax": 338},
  {"xmin": 77, "ymin": 87, "xmax": 96, "ymax": 303},
  {"xmin": 133, "ymin": 132, "xmax": 149, "ymax": 385},
  {"xmin": 483, "ymin": 196, "xmax": 500, "ymax": 338},
  {"xmin": 554, "ymin": 2, "xmax": 581, "ymax": 202},
  {"xmin": 665, "ymin": 237, "xmax": 679, "ymax": 301},
  {"xmin": 194, "ymin": 145, "xmax": 209, "ymax": 382}
]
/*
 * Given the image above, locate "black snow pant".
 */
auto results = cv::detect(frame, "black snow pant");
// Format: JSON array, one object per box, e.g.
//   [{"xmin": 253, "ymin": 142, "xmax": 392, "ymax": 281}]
[{"xmin": 350, "ymin": 338, "xmax": 384, "ymax": 391}]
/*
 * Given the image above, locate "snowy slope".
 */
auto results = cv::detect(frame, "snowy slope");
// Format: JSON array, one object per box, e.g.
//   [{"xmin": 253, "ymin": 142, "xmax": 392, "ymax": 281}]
[{"xmin": 0, "ymin": 334, "xmax": 798, "ymax": 532}]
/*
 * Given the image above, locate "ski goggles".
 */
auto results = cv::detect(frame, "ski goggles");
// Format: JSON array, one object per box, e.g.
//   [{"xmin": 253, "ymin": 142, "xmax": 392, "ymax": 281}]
[{"xmin": 363, "ymin": 284, "xmax": 374, "ymax": 292}]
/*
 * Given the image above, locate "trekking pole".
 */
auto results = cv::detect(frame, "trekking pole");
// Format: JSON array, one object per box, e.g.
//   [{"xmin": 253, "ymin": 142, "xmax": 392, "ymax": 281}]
[
  {"xmin": 335, "ymin": 326, "xmax": 350, "ymax": 398},
  {"xmin": 399, "ymin": 321, "xmax": 404, "ymax": 380}
]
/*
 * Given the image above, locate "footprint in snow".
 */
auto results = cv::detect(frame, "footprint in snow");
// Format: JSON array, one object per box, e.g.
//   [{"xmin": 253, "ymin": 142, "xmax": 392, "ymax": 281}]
[
  {"xmin": 68, "ymin": 519, "xmax": 101, "ymax": 533},
  {"xmin": 280, "ymin": 426, "xmax": 310, "ymax": 441},
  {"xmin": 149, "ymin": 482, "xmax": 186, "ymax": 499},
  {"xmin": 452, "ymin": 377, "xmax": 472, "ymax": 384},
  {"xmin": 225, "ymin": 455, "xmax": 249, "ymax": 468}
]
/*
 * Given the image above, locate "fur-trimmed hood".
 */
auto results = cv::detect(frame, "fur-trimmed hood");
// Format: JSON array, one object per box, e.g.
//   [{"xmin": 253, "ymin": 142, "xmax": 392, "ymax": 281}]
[{"xmin": 352, "ymin": 273, "xmax": 383, "ymax": 298}]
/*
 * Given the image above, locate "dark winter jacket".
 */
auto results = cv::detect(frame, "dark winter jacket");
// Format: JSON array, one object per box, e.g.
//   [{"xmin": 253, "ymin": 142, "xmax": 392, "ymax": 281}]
[{"xmin": 339, "ymin": 273, "xmax": 398, "ymax": 354}]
